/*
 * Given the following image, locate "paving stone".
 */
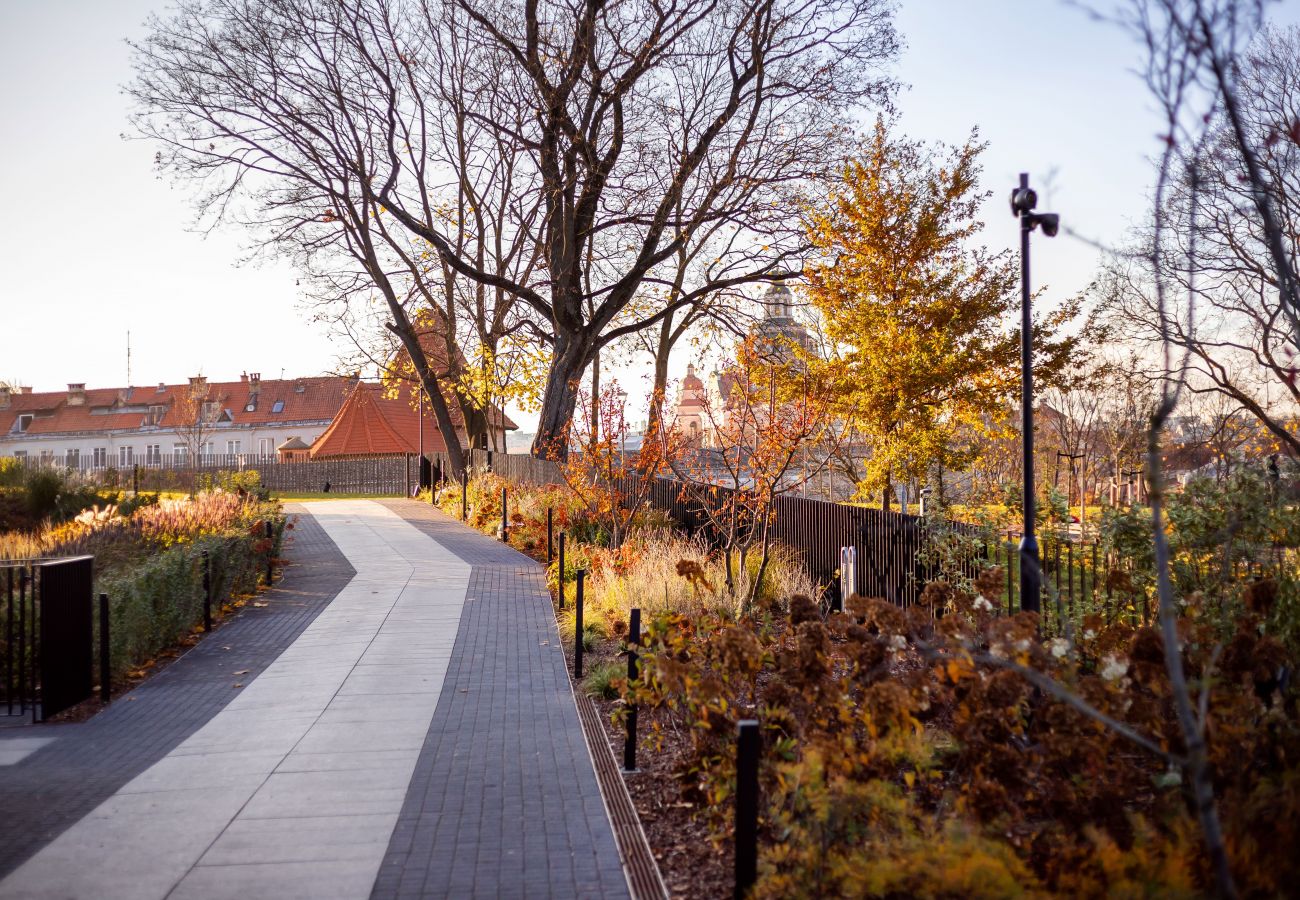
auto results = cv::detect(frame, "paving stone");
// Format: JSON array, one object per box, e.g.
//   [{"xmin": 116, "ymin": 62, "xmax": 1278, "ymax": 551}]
[
  {"xmin": 370, "ymin": 500, "xmax": 629, "ymax": 900},
  {"xmin": 0, "ymin": 507, "xmax": 353, "ymax": 879},
  {"xmin": 0, "ymin": 499, "xmax": 630, "ymax": 899}
]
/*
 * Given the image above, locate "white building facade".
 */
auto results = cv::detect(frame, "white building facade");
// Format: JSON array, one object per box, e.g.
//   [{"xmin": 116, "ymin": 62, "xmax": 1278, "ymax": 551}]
[{"xmin": 0, "ymin": 374, "xmax": 354, "ymax": 469}]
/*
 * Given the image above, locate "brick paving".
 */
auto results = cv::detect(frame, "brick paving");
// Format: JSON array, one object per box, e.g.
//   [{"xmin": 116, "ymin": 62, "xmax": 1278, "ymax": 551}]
[
  {"xmin": 0, "ymin": 499, "xmax": 629, "ymax": 899},
  {"xmin": 0, "ymin": 505, "xmax": 353, "ymax": 879},
  {"xmin": 372, "ymin": 500, "xmax": 629, "ymax": 900}
]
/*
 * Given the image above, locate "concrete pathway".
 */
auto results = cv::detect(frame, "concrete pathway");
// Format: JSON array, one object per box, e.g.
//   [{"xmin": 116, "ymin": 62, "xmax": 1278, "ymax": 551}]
[{"xmin": 0, "ymin": 500, "xmax": 628, "ymax": 899}]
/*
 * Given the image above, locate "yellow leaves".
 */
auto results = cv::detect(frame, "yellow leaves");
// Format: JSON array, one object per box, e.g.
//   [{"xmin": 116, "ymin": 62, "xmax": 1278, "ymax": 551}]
[{"xmin": 942, "ymin": 655, "xmax": 974, "ymax": 684}]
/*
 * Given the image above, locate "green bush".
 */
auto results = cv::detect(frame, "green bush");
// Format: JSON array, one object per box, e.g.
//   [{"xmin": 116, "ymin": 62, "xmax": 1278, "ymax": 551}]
[
  {"xmin": 582, "ymin": 659, "xmax": 625, "ymax": 700},
  {"xmin": 96, "ymin": 530, "xmax": 269, "ymax": 678},
  {"xmin": 24, "ymin": 470, "xmax": 63, "ymax": 519},
  {"xmin": 0, "ymin": 458, "xmax": 24, "ymax": 488},
  {"xmin": 198, "ymin": 468, "xmax": 266, "ymax": 498}
]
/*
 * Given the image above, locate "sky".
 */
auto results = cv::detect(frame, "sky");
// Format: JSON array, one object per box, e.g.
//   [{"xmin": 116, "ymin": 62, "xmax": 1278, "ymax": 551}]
[{"xmin": 1, "ymin": 0, "xmax": 1296, "ymax": 430}]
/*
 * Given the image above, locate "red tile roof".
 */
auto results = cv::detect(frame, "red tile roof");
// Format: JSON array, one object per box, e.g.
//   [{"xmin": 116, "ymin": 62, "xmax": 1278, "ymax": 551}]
[
  {"xmin": 309, "ymin": 381, "xmax": 453, "ymax": 457},
  {"xmin": 1, "ymin": 376, "xmax": 353, "ymax": 437}
]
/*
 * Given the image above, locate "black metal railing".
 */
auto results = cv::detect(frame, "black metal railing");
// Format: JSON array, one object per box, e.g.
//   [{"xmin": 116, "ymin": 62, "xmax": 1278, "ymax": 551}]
[{"xmin": 2, "ymin": 556, "xmax": 95, "ymax": 721}]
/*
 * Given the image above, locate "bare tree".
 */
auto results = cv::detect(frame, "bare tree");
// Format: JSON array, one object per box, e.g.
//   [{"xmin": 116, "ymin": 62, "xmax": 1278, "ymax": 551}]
[
  {"xmin": 1099, "ymin": 21, "xmax": 1300, "ymax": 458},
  {"xmin": 130, "ymin": 0, "xmax": 493, "ymax": 478},
  {"xmin": 1078, "ymin": 1, "xmax": 1300, "ymax": 894},
  {"xmin": 171, "ymin": 377, "xmax": 228, "ymax": 462},
  {"xmin": 130, "ymin": 0, "xmax": 899, "ymax": 462}
]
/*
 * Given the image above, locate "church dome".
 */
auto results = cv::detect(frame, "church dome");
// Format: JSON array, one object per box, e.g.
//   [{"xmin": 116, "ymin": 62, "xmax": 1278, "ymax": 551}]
[
  {"xmin": 761, "ymin": 282, "xmax": 794, "ymax": 320},
  {"xmin": 677, "ymin": 363, "xmax": 706, "ymax": 408}
]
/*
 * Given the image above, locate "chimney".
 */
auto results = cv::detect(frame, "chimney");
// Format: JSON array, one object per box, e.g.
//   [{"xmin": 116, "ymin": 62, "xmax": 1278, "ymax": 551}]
[
  {"xmin": 249, "ymin": 373, "xmax": 261, "ymax": 394},
  {"xmin": 68, "ymin": 383, "xmax": 86, "ymax": 406},
  {"xmin": 0, "ymin": 384, "xmax": 10, "ymax": 408},
  {"xmin": 19, "ymin": 386, "xmax": 32, "ymax": 395},
  {"xmin": 189, "ymin": 375, "xmax": 207, "ymax": 389}
]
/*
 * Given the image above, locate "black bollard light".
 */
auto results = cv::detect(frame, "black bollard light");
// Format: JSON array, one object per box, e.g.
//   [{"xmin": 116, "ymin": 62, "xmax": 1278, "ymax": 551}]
[
  {"xmin": 735, "ymin": 720, "xmax": 760, "ymax": 899},
  {"xmin": 202, "ymin": 549, "xmax": 212, "ymax": 632},
  {"xmin": 501, "ymin": 487, "xmax": 509, "ymax": 542},
  {"xmin": 547, "ymin": 508, "xmax": 554, "ymax": 563},
  {"xmin": 624, "ymin": 607, "xmax": 641, "ymax": 772},
  {"xmin": 574, "ymin": 569, "xmax": 586, "ymax": 679},
  {"xmin": 99, "ymin": 592, "xmax": 111, "ymax": 704}
]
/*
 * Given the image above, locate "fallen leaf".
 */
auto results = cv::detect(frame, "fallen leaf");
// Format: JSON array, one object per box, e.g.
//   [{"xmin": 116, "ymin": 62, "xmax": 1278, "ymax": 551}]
[
  {"xmin": 252, "ymin": 602, "xmax": 269, "ymax": 608},
  {"xmin": 233, "ymin": 670, "xmax": 249, "ymax": 676},
  {"xmin": 233, "ymin": 683, "xmax": 244, "ymax": 688}
]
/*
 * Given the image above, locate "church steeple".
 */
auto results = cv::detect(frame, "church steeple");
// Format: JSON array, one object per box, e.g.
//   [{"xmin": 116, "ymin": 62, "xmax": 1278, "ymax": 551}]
[{"xmin": 761, "ymin": 282, "xmax": 794, "ymax": 321}]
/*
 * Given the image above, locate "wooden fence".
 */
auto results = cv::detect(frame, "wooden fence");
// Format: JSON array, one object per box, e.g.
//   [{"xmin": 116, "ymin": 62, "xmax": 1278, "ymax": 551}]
[
  {"xmin": 433, "ymin": 449, "xmax": 984, "ymax": 607},
  {"xmin": 23, "ymin": 455, "xmax": 418, "ymax": 496}
]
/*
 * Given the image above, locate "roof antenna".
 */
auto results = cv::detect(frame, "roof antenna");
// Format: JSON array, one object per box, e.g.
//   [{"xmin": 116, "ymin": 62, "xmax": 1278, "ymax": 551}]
[{"xmin": 126, "ymin": 330, "xmax": 132, "ymax": 386}]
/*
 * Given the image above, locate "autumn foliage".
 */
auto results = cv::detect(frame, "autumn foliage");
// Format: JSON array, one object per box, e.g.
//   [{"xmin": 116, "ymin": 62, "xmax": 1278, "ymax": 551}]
[{"xmin": 623, "ymin": 569, "xmax": 1300, "ymax": 898}]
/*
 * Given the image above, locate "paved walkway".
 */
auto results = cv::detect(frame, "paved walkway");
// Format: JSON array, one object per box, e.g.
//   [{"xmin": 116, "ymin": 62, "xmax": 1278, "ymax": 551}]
[{"xmin": 0, "ymin": 500, "xmax": 628, "ymax": 899}]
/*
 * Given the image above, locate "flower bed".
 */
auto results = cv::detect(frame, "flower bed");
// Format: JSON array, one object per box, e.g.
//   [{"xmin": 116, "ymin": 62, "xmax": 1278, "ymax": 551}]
[
  {"xmin": 1, "ymin": 489, "xmax": 286, "ymax": 683},
  {"xmin": 457, "ymin": 471, "xmax": 1300, "ymax": 898}
]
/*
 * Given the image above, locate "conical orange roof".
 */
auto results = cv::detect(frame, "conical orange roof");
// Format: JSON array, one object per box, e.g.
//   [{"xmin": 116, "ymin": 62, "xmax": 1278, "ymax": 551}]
[{"xmin": 309, "ymin": 381, "xmax": 450, "ymax": 458}]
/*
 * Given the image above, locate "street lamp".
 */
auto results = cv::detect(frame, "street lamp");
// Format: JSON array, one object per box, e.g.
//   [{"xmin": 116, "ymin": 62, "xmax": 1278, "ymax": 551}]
[{"xmin": 1010, "ymin": 173, "xmax": 1059, "ymax": 614}]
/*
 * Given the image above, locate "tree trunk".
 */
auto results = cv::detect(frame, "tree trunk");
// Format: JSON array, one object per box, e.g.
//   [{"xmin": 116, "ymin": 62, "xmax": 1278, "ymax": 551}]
[
  {"xmin": 882, "ymin": 468, "xmax": 893, "ymax": 512},
  {"xmin": 531, "ymin": 333, "xmax": 592, "ymax": 460},
  {"xmin": 589, "ymin": 347, "xmax": 601, "ymax": 451},
  {"xmin": 385, "ymin": 321, "xmax": 466, "ymax": 481},
  {"xmin": 1147, "ymin": 422, "xmax": 1237, "ymax": 899},
  {"xmin": 646, "ymin": 316, "xmax": 675, "ymax": 441}
]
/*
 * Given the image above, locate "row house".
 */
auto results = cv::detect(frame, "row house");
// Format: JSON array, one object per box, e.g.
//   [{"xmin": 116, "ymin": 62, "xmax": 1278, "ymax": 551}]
[{"xmin": 0, "ymin": 374, "xmax": 353, "ymax": 468}]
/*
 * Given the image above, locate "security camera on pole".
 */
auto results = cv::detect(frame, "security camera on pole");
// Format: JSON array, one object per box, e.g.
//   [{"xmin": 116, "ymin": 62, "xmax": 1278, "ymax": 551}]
[{"xmin": 1010, "ymin": 173, "xmax": 1058, "ymax": 614}]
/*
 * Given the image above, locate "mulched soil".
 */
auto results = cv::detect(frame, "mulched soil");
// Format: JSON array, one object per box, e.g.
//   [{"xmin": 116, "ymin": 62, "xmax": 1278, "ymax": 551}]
[{"xmin": 578, "ymin": 637, "xmax": 731, "ymax": 900}]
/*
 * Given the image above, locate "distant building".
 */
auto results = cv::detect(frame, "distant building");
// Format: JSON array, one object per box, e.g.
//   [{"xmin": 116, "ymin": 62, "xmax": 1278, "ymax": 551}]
[
  {"xmin": 0, "ymin": 374, "xmax": 352, "ymax": 467},
  {"xmin": 671, "ymin": 281, "xmax": 815, "ymax": 449},
  {"xmin": 308, "ymin": 378, "xmax": 515, "ymax": 459}
]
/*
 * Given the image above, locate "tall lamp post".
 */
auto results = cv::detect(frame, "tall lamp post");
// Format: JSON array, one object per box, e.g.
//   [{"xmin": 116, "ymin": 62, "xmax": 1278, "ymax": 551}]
[{"xmin": 1010, "ymin": 173, "xmax": 1059, "ymax": 614}]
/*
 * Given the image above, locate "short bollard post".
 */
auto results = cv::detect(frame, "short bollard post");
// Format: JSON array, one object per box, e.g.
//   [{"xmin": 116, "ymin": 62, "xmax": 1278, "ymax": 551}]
[
  {"xmin": 546, "ymin": 508, "xmax": 554, "ymax": 563},
  {"xmin": 574, "ymin": 569, "xmax": 586, "ymax": 679},
  {"xmin": 264, "ymin": 521, "xmax": 275, "ymax": 584},
  {"xmin": 501, "ymin": 487, "xmax": 509, "ymax": 542},
  {"xmin": 558, "ymin": 532, "xmax": 566, "ymax": 610},
  {"xmin": 838, "ymin": 546, "xmax": 856, "ymax": 614},
  {"xmin": 624, "ymin": 607, "xmax": 641, "ymax": 772},
  {"xmin": 461, "ymin": 477, "xmax": 468, "ymax": 521},
  {"xmin": 735, "ymin": 719, "xmax": 760, "ymax": 899},
  {"xmin": 202, "ymin": 549, "xmax": 212, "ymax": 632},
  {"xmin": 98, "ymin": 592, "xmax": 111, "ymax": 704}
]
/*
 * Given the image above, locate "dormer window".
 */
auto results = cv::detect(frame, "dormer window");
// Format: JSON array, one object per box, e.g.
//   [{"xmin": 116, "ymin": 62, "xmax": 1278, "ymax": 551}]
[
  {"xmin": 16, "ymin": 414, "xmax": 33, "ymax": 433},
  {"xmin": 201, "ymin": 401, "xmax": 219, "ymax": 422},
  {"xmin": 148, "ymin": 405, "xmax": 165, "ymax": 425}
]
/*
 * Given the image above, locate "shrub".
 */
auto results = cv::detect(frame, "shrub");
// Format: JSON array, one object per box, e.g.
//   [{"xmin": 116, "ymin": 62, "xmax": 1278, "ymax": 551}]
[
  {"xmin": 1, "ymin": 489, "xmax": 285, "ymax": 680},
  {"xmin": 622, "ymin": 567, "xmax": 1300, "ymax": 897},
  {"xmin": 0, "ymin": 458, "xmax": 24, "ymax": 488},
  {"xmin": 23, "ymin": 470, "xmax": 63, "ymax": 519},
  {"xmin": 96, "ymin": 532, "xmax": 265, "ymax": 677},
  {"xmin": 582, "ymin": 659, "xmax": 625, "ymax": 700}
]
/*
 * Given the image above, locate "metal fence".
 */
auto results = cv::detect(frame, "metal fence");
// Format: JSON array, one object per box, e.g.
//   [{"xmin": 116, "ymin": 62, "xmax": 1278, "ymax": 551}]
[
  {"xmin": 433, "ymin": 450, "xmax": 985, "ymax": 607},
  {"xmin": 2, "ymin": 556, "xmax": 95, "ymax": 721}
]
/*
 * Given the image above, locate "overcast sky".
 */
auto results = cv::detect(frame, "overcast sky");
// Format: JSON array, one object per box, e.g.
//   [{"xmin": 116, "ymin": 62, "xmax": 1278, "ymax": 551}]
[{"xmin": 1, "ymin": 1, "xmax": 1295, "ymax": 429}]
